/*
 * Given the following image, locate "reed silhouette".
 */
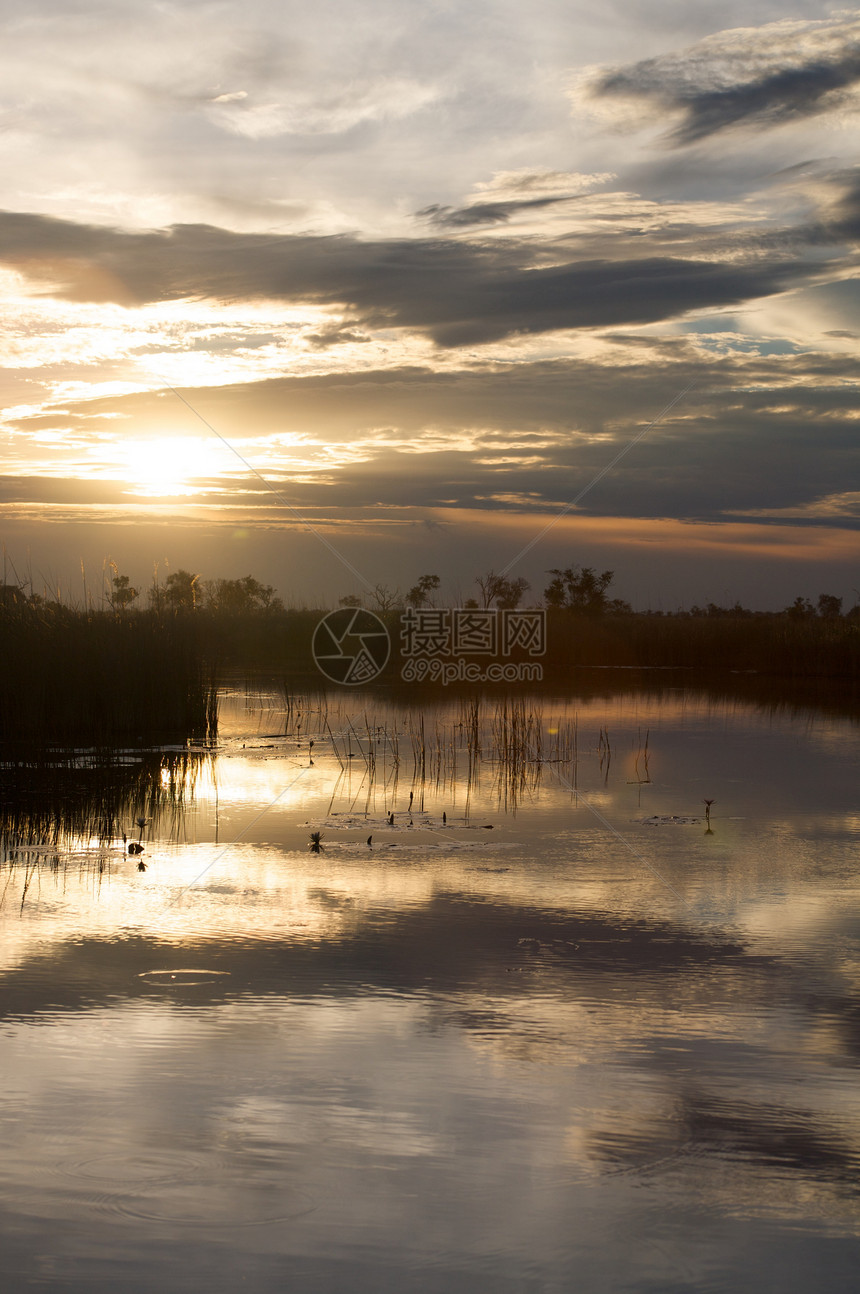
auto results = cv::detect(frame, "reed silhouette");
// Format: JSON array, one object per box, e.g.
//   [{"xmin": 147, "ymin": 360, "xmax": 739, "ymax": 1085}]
[{"xmin": 1, "ymin": 601, "xmax": 217, "ymax": 744}]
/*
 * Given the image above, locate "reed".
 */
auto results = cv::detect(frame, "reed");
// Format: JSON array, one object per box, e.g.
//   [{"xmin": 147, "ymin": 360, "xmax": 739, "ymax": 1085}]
[
  {"xmin": 0, "ymin": 749, "xmax": 209, "ymax": 853},
  {"xmin": 11, "ymin": 602, "xmax": 850, "ymax": 709},
  {"xmin": 0, "ymin": 748, "xmax": 210, "ymax": 908},
  {"xmin": 0, "ymin": 603, "xmax": 218, "ymax": 744},
  {"xmin": 307, "ymin": 694, "xmax": 586, "ymax": 814},
  {"xmin": 542, "ymin": 611, "xmax": 860, "ymax": 677}
]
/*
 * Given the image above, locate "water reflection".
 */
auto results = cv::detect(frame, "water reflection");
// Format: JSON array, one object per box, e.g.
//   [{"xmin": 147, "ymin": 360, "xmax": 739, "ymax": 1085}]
[
  {"xmin": 1, "ymin": 687, "xmax": 860, "ymax": 1291},
  {"xmin": 0, "ymin": 747, "xmax": 210, "ymax": 849}
]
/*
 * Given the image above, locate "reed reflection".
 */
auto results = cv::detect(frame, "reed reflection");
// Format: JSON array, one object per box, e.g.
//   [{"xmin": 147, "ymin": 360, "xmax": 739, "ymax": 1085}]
[{"xmin": 0, "ymin": 748, "xmax": 212, "ymax": 906}]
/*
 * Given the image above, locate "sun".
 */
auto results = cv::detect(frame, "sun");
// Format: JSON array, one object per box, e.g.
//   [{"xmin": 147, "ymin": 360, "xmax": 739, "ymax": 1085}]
[{"xmin": 120, "ymin": 435, "xmax": 230, "ymax": 497}]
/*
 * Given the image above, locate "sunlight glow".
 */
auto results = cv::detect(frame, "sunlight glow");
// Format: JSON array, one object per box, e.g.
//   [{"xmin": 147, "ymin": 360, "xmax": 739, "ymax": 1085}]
[{"xmin": 116, "ymin": 436, "xmax": 233, "ymax": 497}]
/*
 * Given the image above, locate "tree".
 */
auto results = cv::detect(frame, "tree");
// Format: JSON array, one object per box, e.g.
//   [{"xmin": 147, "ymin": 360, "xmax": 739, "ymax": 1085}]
[
  {"xmin": 496, "ymin": 578, "xmax": 530, "ymax": 609},
  {"xmin": 544, "ymin": 566, "xmax": 625, "ymax": 614},
  {"xmin": 785, "ymin": 596, "xmax": 815, "ymax": 619},
  {"xmin": 370, "ymin": 584, "xmax": 402, "ymax": 613},
  {"xmin": 338, "ymin": 587, "xmax": 402, "ymax": 612},
  {"xmin": 405, "ymin": 574, "xmax": 440, "ymax": 608},
  {"xmin": 204, "ymin": 575, "xmax": 282, "ymax": 615},
  {"xmin": 109, "ymin": 573, "xmax": 139, "ymax": 612},
  {"xmin": 475, "ymin": 571, "xmax": 529, "ymax": 609},
  {"xmin": 817, "ymin": 593, "xmax": 843, "ymax": 619},
  {"xmin": 688, "ymin": 602, "xmax": 752, "ymax": 618},
  {"xmin": 162, "ymin": 569, "xmax": 200, "ymax": 612}
]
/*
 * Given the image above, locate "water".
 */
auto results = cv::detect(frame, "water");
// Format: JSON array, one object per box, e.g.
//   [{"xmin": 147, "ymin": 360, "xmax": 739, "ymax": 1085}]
[{"xmin": 2, "ymin": 685, "xmax": 860, "ymax": 1292}]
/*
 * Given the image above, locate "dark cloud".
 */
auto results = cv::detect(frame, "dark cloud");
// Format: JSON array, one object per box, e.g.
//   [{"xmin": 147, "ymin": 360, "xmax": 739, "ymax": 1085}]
[
  {"xmin": 304, "ymin": 321, "xmax": 372, "ymax": 349},
  {"xmin": 587, "ymin": 17, "xmax": 860, "ymax": 146},
  {"xmin": 821, "ymin": 167, "xmax": 860, "ymax": 242},
  {"xmin": 417, "ymin": 195, "xmax": 569, "ymax": 227},
  {"xmin": 0, "ymin": 208, "xmax": 825, "ymax": 347}
]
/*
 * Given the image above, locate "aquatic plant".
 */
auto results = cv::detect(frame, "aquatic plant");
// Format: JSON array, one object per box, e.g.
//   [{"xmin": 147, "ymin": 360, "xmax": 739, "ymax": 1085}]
[{"xmin": 0, "ymin": 748, "xmax": 210, "ymax": 906}]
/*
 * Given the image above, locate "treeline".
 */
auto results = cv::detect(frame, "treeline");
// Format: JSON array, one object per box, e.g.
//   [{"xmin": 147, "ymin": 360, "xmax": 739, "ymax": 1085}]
[
  {"xmin": 6, "ymin": 562, "xmax": 854, "ymax": 622},
  {"xmin": 1, "ymin": 563, "xmax": 858, "ymax": 742},
  {"xmin": 346, "ymin": 566, "xmax": 856, "ymax": 621},
  {"xmin": 101, "ymin": 568, "xmax": 282, "ymax": 616},
  {"xmin": 390, "ymin": 568, "xmax": 860, "ymax": 681}
]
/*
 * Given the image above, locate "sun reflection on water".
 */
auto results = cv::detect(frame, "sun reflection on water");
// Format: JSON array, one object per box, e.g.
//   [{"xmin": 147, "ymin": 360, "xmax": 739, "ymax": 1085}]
[{"xmin": 3, "ymin": 685, "xmax": 860, "ymax": 1283}]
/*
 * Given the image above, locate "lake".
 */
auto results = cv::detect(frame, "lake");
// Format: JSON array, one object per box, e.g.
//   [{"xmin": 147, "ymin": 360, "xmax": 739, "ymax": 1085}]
[{"xmin": 2, "ymin": 683, "xmax": 860, "ymax": 1292}]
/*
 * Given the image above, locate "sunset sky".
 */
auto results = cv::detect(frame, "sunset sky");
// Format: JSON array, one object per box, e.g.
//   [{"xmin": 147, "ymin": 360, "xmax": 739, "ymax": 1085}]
[{"xmin": 1, "ymin": 0, "xmax": 858, "ymax": 609}]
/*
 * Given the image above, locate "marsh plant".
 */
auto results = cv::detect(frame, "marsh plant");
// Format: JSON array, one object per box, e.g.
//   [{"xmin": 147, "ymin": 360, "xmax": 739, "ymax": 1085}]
[
  {"xmin": 0, "ymin": 601, "xmax": 217, "ymax": 744},
  {"xmin": 0, "ymin": 749, "xmax": 210, "ymax": 906}
]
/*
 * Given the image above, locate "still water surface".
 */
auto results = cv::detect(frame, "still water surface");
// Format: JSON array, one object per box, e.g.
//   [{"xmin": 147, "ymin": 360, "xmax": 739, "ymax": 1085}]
[{"xmin": 2, "ymin": 686, "xmax": 860, "ymax": 1292}]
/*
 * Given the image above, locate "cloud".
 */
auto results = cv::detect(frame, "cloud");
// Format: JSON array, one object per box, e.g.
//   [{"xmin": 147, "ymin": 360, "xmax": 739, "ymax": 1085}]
[
  {"xmin": 470, "ymin": 169, "xmax": 615, "ymax": 201},
  {"xmin": 205, "ymin": 76, "xmax": 440, "ymax": 139},
  {"xmin": 8, "ymin": 347, "xmax": 860, "ymax": 533},
  {"xmin": 0, "ymin": 0, "xmax": 605, "ymax": 235},
  {"xmin": 581, "ymin": 13, "xmax": 860, "ymax": 146},
  {"xmin": 303, "ymin": 321, "xmax": 372, "ymax": 349},
  {"xmin": 418, "ymin": 170, "xmax": 617, "ymax": 228},
  {"xmin": 417, "ymin": 196, "xmax": 570, "ymax": 228},
  {"xmin": 0, "ymin": 475, "xmax": 136, "ymax": 507},
  {"xmin": 0, "ymin": 208, "xmax": 828, "ymax": 347}
]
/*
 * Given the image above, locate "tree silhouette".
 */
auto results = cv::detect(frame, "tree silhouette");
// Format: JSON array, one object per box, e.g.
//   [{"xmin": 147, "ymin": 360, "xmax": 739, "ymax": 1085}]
[
  {"xmin": 109, "ymin": 573, "xmax": 139, "ymax": 611},
  {"xmin": 405, "ymin": 574, "xmax": 440, "ymax": 608},
  {"xmin": 544, "ymin": 566, "xmax": 624, "ymax": 614},
  {"xmin": 817, "ymin": 593, "xmax": 843, "ymax": 619},
  {"xmin": 162, "ymin": 569, "xmax": 200, "ymax": 612},
  {"xmin": 475, "ymin": 571, "xmax": 529, "ymax": 609},
  {"xmin": 204, "ymin": 575, "xmax": 282, "ymax": 615},
  {"xmin": 371, "ymin": 584, "xmax": 402, "ymax": 613}
]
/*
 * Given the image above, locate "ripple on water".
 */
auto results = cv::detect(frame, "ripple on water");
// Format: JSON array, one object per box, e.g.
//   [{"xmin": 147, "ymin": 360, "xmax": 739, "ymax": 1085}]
[
  {"xmin": 104, "ymin": 1178, "xmax": 318, "ymax": 1228},
  {"xmin": 58, "ymin": 1150, "xmax": 205, "ymax": 1188},
  {"xmin": 59, "ymin": 1151, "xmax": 317, "ymax": 1228},
  {"xmin": 138, "ymin": 969, "xmax": 231, "ymax": 987}
]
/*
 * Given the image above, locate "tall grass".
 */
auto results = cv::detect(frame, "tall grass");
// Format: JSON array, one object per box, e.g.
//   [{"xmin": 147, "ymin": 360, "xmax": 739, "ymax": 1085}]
[
  {"xmin": 299, "ymin": 694, "xmax": 581, "ymax": 814},
  {"xmin": 201, "ymin": 606, "xmax": 860, "ymax": 682},
  {"xmin": 542, "ymin": 611, "xmax": 860, "ymax": 677},
  {"xmin": 0, "ymin": 604, "xmax": 218, "ymax": 744}
]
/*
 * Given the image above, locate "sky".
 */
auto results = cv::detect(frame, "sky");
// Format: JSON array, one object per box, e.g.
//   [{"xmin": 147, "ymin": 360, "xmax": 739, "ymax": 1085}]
[{"xmin": 1, "ymin": 0, "xmax": 859, "ymax": 610}]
